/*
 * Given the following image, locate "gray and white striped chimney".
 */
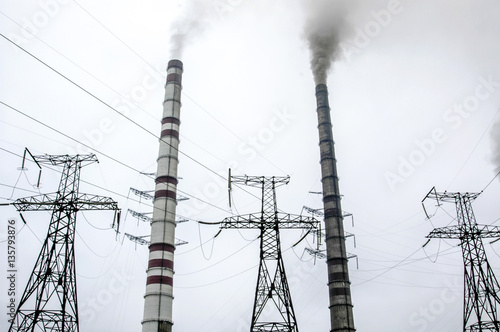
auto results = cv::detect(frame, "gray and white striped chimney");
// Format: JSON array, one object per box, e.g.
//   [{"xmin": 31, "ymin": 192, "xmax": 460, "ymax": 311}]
[{"xmin": 142, "ymin": 59, "xmax": 183, "ymax": 332}]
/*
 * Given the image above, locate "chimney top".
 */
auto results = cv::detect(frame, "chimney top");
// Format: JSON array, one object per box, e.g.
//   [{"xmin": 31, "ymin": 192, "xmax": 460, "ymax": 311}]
[{"xmin": 168, "ymin": 59, "xmax": 183, "ymax": 72}]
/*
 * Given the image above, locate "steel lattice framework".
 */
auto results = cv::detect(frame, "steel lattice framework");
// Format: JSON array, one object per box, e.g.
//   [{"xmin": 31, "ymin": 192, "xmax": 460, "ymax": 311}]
[
  {"xmin": 8, "ymin": 154, "xmax": 120, "ymax": 332},
  {"xmin": 219, "ymin": 175, "xmax": 318, "ymax": 332},
  {"xmin": 423, "ymin": 187, "xmax": 500, "ymax": 332}
]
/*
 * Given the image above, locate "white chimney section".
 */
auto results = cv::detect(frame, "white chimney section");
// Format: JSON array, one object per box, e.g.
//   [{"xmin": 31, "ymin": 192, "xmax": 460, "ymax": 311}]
[{"xmin": 142, "ymin": 59, "xmax": 183, "ymax": 332}]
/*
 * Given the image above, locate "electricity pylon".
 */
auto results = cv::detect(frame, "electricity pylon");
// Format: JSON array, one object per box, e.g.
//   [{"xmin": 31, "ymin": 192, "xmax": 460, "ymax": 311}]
[
  {"xmin": 8, "ymin": 153, "xmax": 120, "ymax": 332},
  {"xmin": 217, "ymin": 175, "xmax": 319, "ymax": 332},
  {"xmin": 423, "ymin": 187, "xmax": 500, "ymax": 331}
]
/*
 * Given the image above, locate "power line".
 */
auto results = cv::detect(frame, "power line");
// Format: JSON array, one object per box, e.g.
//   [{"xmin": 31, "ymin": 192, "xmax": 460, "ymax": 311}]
[
  {"xmin": 0, "ymin": 34, "xmax": 262, "ymax": 205},
  {"xmin": 177, "ymin": 234, "xmax": 258, "ymax": 276},
  {"xmin": 81, "ymin": 211, "xmax": 113, "ymax": 231},
  {"xmin": 0, "ymin": 101, "xmax": 232, "ymax": 214},
  {"xmin": 0, "ymin": 33, "xmax": 229, "ymax": 184},
  {"xmin": 76, "ymin": 228, "xmax": 116, "ymax": 258},
  {"xmin": 0, "ymin": 140, "xmax": 228, "ymax": 223},
  {"xmin": 0, "ymin": 119, "xmax": 75, "ymax": 152},
  {"xmin": 352, "ymin": 245, "xmax": 423, "ymax": 287},
  {"xmin": 0, "ymin": 33, "xmax": 278, "ymax": 212},
  {"xmin": 7, "ymin": 153, "xmax": 120, "ymax": 331},
  {"xmin": 0, "ymin": 10, "xmax": 232, "ymax": 169},
  {"xmin": 422, "ymin": 189, "xmax": 500, "ymax": 330},
  {"xmin": 175, "ymin": 264, "xmax": 257, "ymax": 289},
  {"xmin": 69, "ymin": 1, "xmax": 287, "ymax": 175},
  {"xmin": 71, "ymin": 0, "xmax": 155, "ymax": 74},
  {"xmin": 481, "ymin": 171, "xmax": 500, "ymax": 194},
  {"xmin": 0, "ymin": 223, "xmax": 25, "ymax": 243},
  {"xmin": 447, "ymin": 108, "xmax": 500, "ymax": 189},
  {"xmin": 0, "ymin": 10, "xmax": 157, "ymax": 122},
  {"xmin": 0, "ymin": 100, "xmax": 140, "ymax": 175}
]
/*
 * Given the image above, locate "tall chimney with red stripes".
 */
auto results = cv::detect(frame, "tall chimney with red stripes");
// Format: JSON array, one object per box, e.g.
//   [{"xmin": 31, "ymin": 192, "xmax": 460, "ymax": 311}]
[{"xmin": 142, "ymin": 59, "xmax": 183, "ymax": 332}]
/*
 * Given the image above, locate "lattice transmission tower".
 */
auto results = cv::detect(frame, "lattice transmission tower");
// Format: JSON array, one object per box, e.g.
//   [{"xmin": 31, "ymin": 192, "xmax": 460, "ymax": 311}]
[
  {"xmin": 423, "ymin": 187, "xmax": 500, "ymax": 331},
  {"xmin": 8, "ymin": 152, "xmax": 120, "ymax": 332},
  {"xmin": 213, "ymin": 175, "xmax": 319, "ymax": 332}
]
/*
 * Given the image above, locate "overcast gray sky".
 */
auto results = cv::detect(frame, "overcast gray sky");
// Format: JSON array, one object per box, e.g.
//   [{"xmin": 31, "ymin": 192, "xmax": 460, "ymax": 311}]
[{"xmin": 1, "ymin": 0, "xmax": 500, "ymax": 331}]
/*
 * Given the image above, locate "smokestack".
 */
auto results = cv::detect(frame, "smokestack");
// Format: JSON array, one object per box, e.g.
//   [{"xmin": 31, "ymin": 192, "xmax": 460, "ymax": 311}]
[
  {"xmin": 142, "ymin": 59, "xmax": 183, "ymax": 332},
  {"xmin": 315, "ymin": 84, "xmax": 355, "ymax": 332}
]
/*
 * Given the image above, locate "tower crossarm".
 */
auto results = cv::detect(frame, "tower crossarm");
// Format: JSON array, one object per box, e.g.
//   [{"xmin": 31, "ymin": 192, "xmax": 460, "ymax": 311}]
[
  {"xmin": 8, "ymin": 152, "xmax": 120, "ymax": 332},
  {"xmin": 220, "ymin": 213, "xmax": 318, "ymax": 230},
  {"xmin": 422, "ymin": 187, "xmax": 500, "ymax": 331},
  {"xmin": 12, "ymin": 193, "xmax": 119, "ymax": 211},
  {"xmin": 125, "ymin": 233, "xmax": 150, "ymax": 246},
  {"xmin": 423, "ymin": 187, "xmax": 481, "ymax": 203},
  {"xmin": 12, "ymin": 194, "xmax": 56, "ymax": 211},
  {"xmin": 475, "ymin": 225, "xmax": 500, "ymax": 238},
  {"xmin": 426, "ymin": 226, "xmax": 462, "ymax": 239},
  {"xmin": 231, "ymin": 175, "xmax": 290, "ymax": 188},
  {"xmin": 303, "ymin": 205, "xmax": 324, "ymax": 216},
  {"xmin": 33, "ymin": 153, "xmax": 99, "ymax": 166},
  {"xmin": 130, "ymin": 187, "xmax": 155, "ymax": 201},
  {"xmin": 74, "ymin": 194, "xmax": 120, "ymax": 210},
  {"xmin": 128, "ymin": 209, "xmax": 153, "ymax": 223},
  {"xmin": 427, "ymin": 225, "xmax": 500, "ymax": 240},
  {"xmin": 125, "ymin": 233, "xmax": 187, "ymax": 247}
]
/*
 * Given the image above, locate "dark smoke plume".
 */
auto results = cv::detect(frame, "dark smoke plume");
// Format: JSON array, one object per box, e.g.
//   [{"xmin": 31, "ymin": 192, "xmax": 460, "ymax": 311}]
[{"xmin": 304, "ymin": 0, "xmax": 348, "ymax": 85}]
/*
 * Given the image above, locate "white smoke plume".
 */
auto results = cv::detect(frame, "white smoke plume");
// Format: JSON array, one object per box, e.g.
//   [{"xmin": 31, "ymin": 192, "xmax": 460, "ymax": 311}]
[
  {"xmin": 169, "ymin": 0, "xmax": 215, "ymax": 59},
  {"xmin": 304, "ymin": 0, "xmax": 349, "ymax": 85}
]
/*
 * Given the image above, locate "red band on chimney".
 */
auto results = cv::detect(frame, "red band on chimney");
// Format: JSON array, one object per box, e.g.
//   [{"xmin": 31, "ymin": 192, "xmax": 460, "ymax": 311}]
[
  {"xmin": 146, "ymin": 275, "xmax": 173, "ymax": 286},
  {"xmin": 166, "ymin": 73, "xmax": 182, "ymax": 85},
  {"xmin": 149, "ymin": 243, "xmax": 175, "ymax": 253},
  {"xmin": 161, "ymin": 117, "xmax": 181, "ymax": 126},
  {"xmin": 148, "ymin": 258, "xmax": 174, "ymax": 269},
  {"xmin": 160, "ymin": 129, "xmax": 179, "ymax": 139},
  {"xmin": 156, "ymin": 176, "xmax": 178, "ymax": 185},
  {"xmin": 154, "ymin": 189, "xmax": 176, "ymax": 200}
]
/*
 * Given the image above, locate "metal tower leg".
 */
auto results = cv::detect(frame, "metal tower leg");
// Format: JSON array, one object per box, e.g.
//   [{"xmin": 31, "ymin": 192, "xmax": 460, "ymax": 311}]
[
  {"xmin": 212, "ymin": 175, "xmax": 319, "ymax": 331},
  {"xmin": 423, "ymin": 188, "xmax": 500, "ymax": 332},
  {"xmin": 456, "ymin": 195, "xmax": 500, "ymax": 331},
  {"xmin": 250, "ymin": 178, "xmax": 298, "ymax": 332},
  {"xmin": 8, "ymin": 154, "xmax": 120, "ymax": 332}
]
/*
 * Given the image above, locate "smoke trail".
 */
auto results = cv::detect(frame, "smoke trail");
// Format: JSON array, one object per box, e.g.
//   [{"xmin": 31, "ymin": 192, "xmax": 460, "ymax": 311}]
[
  {"xmin": 169, "ymin": 0, "xmax": 214, "ymax": 59},
  {"xmin": 304, "ymin": 0, "xmax": 349, "ymax": 85}
]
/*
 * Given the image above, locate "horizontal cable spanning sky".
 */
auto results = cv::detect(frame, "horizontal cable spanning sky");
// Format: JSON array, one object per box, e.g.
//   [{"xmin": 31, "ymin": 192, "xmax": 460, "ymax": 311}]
[{"xmin": 1, "ymin": 1, "xmax": 500, "ymax": 331}]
